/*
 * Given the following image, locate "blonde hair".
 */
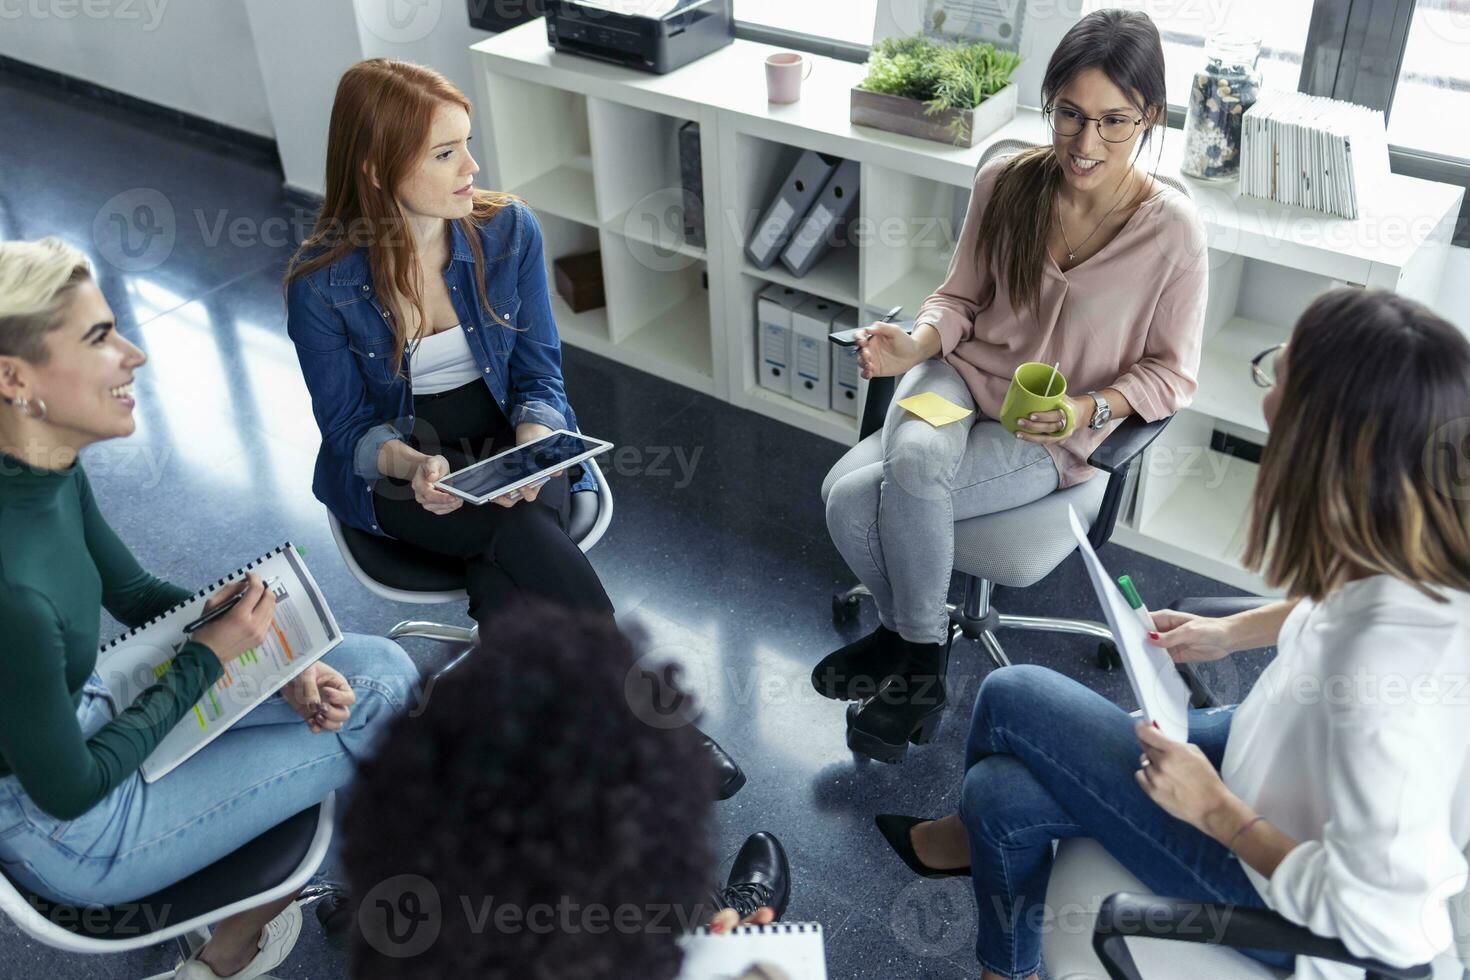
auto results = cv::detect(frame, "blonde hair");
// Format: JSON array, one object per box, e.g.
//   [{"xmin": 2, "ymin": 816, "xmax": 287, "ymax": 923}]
[{"xmin": 0, "ymin": 237, "xmax": 93, "ymax": 364}]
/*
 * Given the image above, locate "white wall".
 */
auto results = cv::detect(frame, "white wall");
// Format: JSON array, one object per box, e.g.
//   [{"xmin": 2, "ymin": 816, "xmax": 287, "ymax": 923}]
[
  {"xmin": 242, "ymin": 0, "xmax": 364, "ymax": 195},
  {"xmin": 243, "ymin": 0, "xmax": 492, "ymax": 195},
  {"xmin": 353, "ymin": 0, "xmax": 492, "ymax": 113},
  {"xmin": 0, "ymin": 0, "xmax": 274, "ymax": 137},
  {"xmin": 1433, "ymin": 245, "xmax": 1470, "ymax": 328}
]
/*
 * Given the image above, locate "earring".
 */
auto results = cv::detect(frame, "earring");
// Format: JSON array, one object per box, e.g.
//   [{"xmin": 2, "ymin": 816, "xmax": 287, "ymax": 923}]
[{"xmin": 14, "ymin": 396, "xmax": 46, "ymax": 421}]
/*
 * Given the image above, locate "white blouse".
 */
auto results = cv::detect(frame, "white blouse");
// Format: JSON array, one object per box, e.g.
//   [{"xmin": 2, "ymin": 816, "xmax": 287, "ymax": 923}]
[
  {"xmin": 409, "ymin": 326, "xmax": 480, "ymax": 395},
  {"xmin": 1221, "ymin": 575, "xmax": 1470, "ymax": 979}
]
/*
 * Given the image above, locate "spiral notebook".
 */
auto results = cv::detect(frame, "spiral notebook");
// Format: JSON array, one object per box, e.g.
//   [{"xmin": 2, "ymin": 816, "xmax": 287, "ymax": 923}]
[
  {"xmin": 95, "ymin": 542, "xmax": 343, "ymax": 782},
  {"xmin": 676, "ymin": 922, "xmax": 827, "ymax": 979}
]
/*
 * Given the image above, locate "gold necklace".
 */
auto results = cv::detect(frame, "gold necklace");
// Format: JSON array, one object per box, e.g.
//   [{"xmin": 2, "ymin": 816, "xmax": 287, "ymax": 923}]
[{"xmin": 1056, "ymin": 171, "xmax": 1134, "ymax": 265}]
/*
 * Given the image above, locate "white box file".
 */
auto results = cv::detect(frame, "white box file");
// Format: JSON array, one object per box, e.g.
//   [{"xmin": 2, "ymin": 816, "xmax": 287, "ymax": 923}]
[
  {"xmin": 756, "ymin": 283, "xmax": 806, "ymax": 396},
  {"xmin": 791, "ymin": 296, "xmax": 838, "ymax": 410},
  {"xmin": 830, "ymin": 305, "xmax": 860, "ymax": 417}
]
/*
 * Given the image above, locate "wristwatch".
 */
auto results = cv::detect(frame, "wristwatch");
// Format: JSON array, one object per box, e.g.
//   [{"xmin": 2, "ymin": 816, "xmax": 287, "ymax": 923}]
[{"xmin": 1086, "ymin": 391, "xmax": 1112, "ymax": 429}]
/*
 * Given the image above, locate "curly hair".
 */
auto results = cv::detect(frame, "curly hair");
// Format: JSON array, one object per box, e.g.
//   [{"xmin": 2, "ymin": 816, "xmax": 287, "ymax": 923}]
[{"xmin": 345, "ymin": 601, "xmax": 716, "ymax": 979}]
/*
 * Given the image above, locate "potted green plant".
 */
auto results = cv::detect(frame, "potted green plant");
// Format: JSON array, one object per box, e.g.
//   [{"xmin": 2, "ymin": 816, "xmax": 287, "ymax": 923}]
[{"xmin": 852, "ymin": 35, "xmax": 1022, "ymax": 147}]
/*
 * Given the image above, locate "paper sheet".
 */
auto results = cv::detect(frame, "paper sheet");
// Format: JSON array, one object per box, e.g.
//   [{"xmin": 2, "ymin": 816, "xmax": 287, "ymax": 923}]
[
  {"xmin": 1067, "ymin": 507, "xmax": 1191, "ymax": 742},
  {"xmin": 897, "ymin": 391, "xmax": 974, "ymax": 427}
]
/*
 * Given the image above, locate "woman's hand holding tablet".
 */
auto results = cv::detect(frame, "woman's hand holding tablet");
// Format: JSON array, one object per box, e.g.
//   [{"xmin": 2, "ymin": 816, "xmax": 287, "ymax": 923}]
[
  {"xmin": 412, "ymin": 454, "xmax": 464, "ymax": 515},
  {"xmin": 433, "ymin": 430, "xmax": 614, "ymax": 507}
]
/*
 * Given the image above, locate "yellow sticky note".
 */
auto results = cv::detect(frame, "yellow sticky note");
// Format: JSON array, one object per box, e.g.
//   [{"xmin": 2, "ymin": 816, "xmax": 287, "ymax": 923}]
[{"xmin": 897, "ymin": 391, "xmax": 974, "ymax": 427}]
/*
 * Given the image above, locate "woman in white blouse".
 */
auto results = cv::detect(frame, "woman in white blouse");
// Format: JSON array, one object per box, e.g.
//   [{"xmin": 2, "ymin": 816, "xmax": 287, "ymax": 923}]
[{"xmin": 876, "ymin": 286, "xmax": 1470, "ymax": 980}]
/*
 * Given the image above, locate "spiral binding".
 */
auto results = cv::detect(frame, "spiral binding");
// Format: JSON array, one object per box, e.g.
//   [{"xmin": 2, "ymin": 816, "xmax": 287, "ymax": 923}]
[
  {"xmin": 97, "ymin": 542, "xmax": 293, "ymax": 653},
  {"xmin": 691, "ymin": 922, "xmax": 822, "ymax": 936}
]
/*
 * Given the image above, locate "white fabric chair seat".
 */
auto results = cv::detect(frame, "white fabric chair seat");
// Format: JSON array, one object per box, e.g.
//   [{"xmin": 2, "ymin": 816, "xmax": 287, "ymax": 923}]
[
  {"xmin": 820, "ymin": 433, "xmax": 1108, "ymax": 588},
  {"xmin": 1042, "ymin": 838, "xmax": 1468, "ymax": 980},
  {"xmin": 1041, "ymin": 838, "xmax": 1288, "ymax": 980}
]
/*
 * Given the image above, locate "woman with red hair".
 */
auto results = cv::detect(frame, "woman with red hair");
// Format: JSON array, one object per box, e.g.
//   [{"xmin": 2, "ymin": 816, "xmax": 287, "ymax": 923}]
[
  {"xmin": 285, "ymin": 60, "xmax": 744, "ymax": 798},
  {"xmin": 285, "ymin": 59, "xmax": 611, "ymax": 626}
]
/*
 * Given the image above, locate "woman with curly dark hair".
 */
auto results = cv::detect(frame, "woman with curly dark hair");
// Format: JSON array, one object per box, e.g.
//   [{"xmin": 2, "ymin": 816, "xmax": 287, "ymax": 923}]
[{"xmin": 344, "ymin": 601, "xmax": 791, "ymax": 979}]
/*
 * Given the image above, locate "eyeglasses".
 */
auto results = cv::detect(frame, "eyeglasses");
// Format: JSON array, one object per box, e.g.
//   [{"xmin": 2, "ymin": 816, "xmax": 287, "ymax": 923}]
[
  {"xmin": 1250, "ymin": 343, "xmax": 1286, "ymax": 388},
  {"xmin": 1045, "ymin": 105, "xmax": 1143, "ymax": 144}
]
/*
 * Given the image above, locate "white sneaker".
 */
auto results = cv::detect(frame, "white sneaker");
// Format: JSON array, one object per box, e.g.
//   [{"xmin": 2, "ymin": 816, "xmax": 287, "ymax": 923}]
[{"xmin": 173, "ymin": 901, "xmax": 303, "ymax": 979}]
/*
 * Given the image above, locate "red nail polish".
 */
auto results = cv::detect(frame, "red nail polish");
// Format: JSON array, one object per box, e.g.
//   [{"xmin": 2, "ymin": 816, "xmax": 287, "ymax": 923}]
[{"xmin": 1148, "ymin": 631, "xmax": 1159, "ymax": 640}]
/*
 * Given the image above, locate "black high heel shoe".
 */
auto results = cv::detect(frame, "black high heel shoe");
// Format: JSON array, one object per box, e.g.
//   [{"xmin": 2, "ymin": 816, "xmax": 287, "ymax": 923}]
[
  {"xmin": 874, "ymin": 814, "xmax": 970, "ymax": 879},
  {"xmin": 844, "ymin": 632, "xmax": 953, "ymax": 763},
  {"xmin": 811, "ymin": 624, "xmax": 904, "ymax": 701}
]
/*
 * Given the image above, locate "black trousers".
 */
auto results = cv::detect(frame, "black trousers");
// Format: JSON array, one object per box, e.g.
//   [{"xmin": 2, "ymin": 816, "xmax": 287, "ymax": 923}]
[{"xmin": 372, "ymin": 381, "xmax": 613, "ymax": 626}]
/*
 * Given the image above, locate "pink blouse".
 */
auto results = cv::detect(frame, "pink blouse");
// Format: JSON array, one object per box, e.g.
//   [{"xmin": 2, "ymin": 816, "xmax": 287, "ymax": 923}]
[{"xmin": 913, "ymin": 156, "xmax": 1209, "ymax": 488}]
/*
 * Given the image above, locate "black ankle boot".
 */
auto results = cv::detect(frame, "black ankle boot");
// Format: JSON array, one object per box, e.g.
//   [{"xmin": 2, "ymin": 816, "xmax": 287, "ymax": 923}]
[
  {"xmin": 810, "ymin": 625, "xmax": 904, "ymax": 701},
  {"xmin": 844, "ymin": 633, "xmax": 953, "ymax": 764},
  {"xmin": 710, "ymin": 832, "xmax": 790, "ymax": 920}
]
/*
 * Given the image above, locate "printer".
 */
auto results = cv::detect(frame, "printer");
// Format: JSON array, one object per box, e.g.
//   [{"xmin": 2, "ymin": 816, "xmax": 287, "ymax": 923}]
[{"xmin": 545, "ymin": 0, "xmax": 734, "ymax": 75}]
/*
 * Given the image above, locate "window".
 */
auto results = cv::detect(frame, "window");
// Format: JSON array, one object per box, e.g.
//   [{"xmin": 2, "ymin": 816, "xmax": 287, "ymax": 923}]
[
  {"xmin": 1083, "ymin": 0, "xmax": 1314, "ymax": 111},
  {"xmin": 1387, "ymin": 0, "xmax": 1470, "ymax": 160},
  {"xmin": 735, "ymin": 0, "xmax": 879, "ymax": 47}
]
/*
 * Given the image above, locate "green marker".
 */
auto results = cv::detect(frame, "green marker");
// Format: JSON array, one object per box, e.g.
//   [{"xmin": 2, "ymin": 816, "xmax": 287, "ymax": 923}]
[{"xmin": 1117, "ymin": 574, "xmax": 1157, "ymax": 635}]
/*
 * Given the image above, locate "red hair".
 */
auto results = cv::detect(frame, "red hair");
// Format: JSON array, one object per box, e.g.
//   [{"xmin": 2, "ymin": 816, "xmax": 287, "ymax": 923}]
[{"xmin": 285, "ymin": 59, "xmax": 516, "ymax": 374}]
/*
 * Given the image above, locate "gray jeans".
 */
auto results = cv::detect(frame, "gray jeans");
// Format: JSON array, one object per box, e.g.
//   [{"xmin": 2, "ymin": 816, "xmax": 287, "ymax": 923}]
[{"xmin": 825, "ymin": 359, "xmax": 1060, "ymax": 644}]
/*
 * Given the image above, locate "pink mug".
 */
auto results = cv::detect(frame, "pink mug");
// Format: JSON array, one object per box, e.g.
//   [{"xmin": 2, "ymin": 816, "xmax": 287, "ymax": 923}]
[{"xmin": 765, "ymin": 52, "xmax": 813, "ymax": 104}]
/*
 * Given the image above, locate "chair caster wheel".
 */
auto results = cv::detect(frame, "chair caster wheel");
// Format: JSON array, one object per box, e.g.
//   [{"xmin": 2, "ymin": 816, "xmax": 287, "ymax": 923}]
[
  {"xmin": 832, "ymin": 594, "xmax": 860, "ymax": 624},
  {"xmin": 1095, "ymin": 641, "xmax": 1121, "ymax": 671},
  {"xmin": 316, "ymin": 891, "xmax": 352, "ymax": 942}
]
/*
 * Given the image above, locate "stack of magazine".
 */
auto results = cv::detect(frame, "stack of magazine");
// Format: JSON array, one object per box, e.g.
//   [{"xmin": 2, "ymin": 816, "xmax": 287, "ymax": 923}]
[{"xmin": 1239, "ymin": 90, "xmax": 1391, "ymax": 220}]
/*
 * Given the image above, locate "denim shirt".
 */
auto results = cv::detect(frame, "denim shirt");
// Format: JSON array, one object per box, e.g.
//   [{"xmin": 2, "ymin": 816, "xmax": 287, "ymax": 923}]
[{"xmin": 286, "ymin": 200, "xmax": 594, "ymax": 536}]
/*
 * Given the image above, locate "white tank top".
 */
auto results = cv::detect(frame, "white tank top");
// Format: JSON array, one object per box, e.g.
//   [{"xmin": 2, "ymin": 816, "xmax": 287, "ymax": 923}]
[{"xmin": 409, "ymin": 325, "xmax": 480, "ymax": 395}]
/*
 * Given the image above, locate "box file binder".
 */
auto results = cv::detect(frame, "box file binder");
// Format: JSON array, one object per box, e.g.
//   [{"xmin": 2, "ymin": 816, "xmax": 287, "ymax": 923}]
[
  {"xmin": 830, "ymin": 305, "xmax": 860, "ymax": 417},
  {"xmin": 780, "ymin": 159, "xmax": 859, "ymax": 277},
  {"xmin": 678, "ymin": 121, "xmax": 706, "ymax": 248},
  {"xmin": 745, "ymin": 150, "xmax": 839, "ymax": 269},
  {"xmin": 791, "ymin": 296, "xmax": 837, "ymax": 410},
  {"xmin": 756, "ymin": 284, "xmax": 806, "ymax": 396}
]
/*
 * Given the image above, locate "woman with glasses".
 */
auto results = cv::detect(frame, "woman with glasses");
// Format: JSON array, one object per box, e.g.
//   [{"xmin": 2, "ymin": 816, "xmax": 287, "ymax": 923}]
[
  {"xmin": 876, "ymin": 287, "xmax": 1470, "ymax": 980},
  {"xmin": 818, "ymin": 9, "xmax": 1207, "ymax": 762}
]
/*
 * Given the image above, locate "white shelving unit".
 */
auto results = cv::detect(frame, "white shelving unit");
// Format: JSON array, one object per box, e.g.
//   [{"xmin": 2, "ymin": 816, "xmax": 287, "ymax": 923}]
[{"xmin": 472, "ymin": 22, "xmax": 1463, "ymax": 593}]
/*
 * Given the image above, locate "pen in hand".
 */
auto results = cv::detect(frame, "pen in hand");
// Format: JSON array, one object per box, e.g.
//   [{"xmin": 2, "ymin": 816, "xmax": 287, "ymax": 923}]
[{"xmin": 182, "ymin": 590, "xmax": 247, "ymax": 634}]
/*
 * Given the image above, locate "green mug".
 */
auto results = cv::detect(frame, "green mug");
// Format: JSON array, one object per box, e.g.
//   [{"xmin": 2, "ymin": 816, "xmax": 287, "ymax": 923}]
[{"xmin": 1000, "ymin": 362, "xmax": 1076, "ymax": 437}]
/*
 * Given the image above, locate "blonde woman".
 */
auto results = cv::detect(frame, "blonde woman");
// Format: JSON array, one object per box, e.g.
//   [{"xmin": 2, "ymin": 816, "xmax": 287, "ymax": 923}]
[{"xmin": 0, "ymin": 238, "xmax": 419, "ymax": 980}]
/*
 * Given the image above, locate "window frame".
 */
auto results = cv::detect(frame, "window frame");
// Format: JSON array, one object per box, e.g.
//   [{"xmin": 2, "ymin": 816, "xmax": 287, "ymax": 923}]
[{"xmin": 736, "ymin": 0, "xmax": 1470, "ymax": 245}]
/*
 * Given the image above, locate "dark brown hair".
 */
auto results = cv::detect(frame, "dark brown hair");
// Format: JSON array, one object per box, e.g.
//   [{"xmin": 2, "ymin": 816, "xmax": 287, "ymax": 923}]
[
  {"xmin": 974, "ymin": 9, "xmax": 1167, "ymax": 318},
  {"xmin": 283, "ymin": 59, "xmax": 518, "ymax": 376},
  {"xmin": 1244, "ymin": 287, "xmax": 1470, "ymax": 601}
]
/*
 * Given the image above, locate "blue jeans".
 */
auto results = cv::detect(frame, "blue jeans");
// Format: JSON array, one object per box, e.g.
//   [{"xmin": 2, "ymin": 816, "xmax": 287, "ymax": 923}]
[
  {"xmin": 0, "ymin": 634, "xmax": 418, "ymax": 907},
  {"xmin": 960, "ymin": 665, "xmax": 1292, "ymax": 978}
]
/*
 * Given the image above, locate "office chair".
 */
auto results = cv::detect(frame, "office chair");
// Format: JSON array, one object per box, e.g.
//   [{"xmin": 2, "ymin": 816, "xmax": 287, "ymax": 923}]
[
  {"xmin": 1041, "ymin": 597, "xmax": 1459, "ymax": 980},
  {"xmin": 825, "ymin": 141, "xmax": 1189, "ymax": 669},
  {"xmin": 329, "ymin": 455, "xmax": 613, "ymax": 674},
  {"xmin": 0, "ymin": 796, "xmax": 339, "ymax": 980}
]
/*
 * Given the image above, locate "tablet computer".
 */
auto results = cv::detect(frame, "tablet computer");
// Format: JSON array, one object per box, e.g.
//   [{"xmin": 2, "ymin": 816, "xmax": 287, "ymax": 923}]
[{"xmin": 434, "ymin": 430, "xmax": 613, "ymax": 505}]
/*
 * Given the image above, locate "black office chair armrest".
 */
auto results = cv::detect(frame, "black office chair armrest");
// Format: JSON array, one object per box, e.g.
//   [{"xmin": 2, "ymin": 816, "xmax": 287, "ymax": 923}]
[
  {"xmin": 1092, "ymin": 893, "xmax": 1434, "ymax": 980},
  {"xmin": 1087, "ymin": 415, "xmax": 1172, "ymax": 474},
  {"xmin": 1086, "ymin": 415, "xmax": 1173, "ymax": 551}
]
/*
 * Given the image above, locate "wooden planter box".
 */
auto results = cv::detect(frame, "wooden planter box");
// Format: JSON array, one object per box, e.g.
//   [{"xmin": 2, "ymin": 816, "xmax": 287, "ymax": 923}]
[{"xmin": 850, "ymin": 83, "xmax": 1018, "ymax": 147}]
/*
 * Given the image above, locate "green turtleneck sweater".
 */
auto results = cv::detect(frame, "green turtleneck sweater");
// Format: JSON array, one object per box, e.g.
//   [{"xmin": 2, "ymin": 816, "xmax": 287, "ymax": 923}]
[{"xmin": 0, "ymin": 453, "xmax": 222, "ymax": 820}]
